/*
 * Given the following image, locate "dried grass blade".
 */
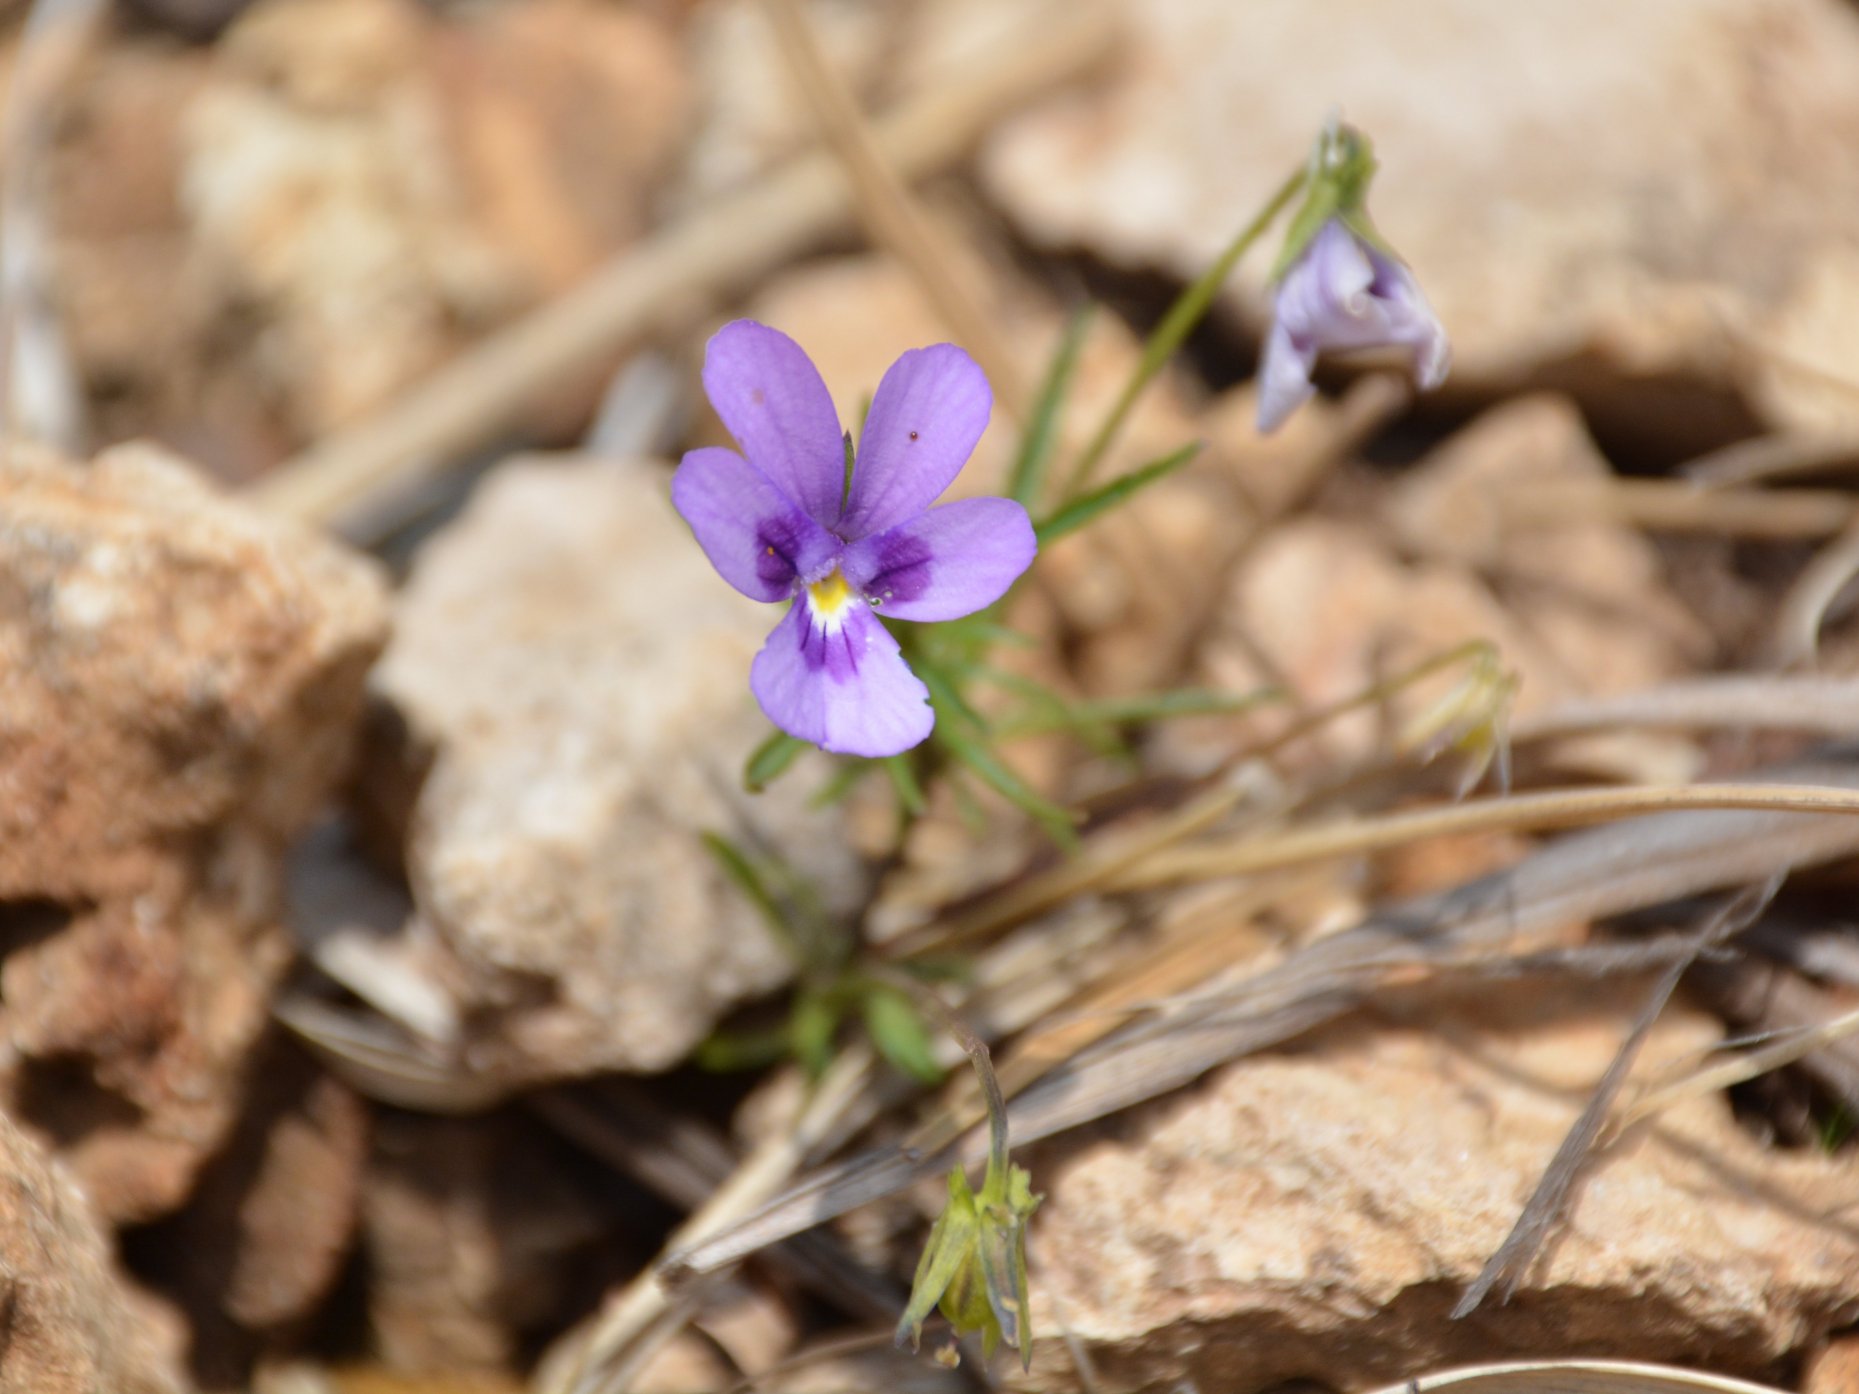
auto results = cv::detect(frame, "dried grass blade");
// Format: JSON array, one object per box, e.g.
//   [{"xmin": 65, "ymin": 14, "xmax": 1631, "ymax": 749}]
[
  {"xmin": 667, "ymin": 755, "xmax": 1859, "ymax": 1282},
  {"xmin": 1450, "ymin": 877, "xmax": 1780, "ymax": 1318},
  {"xmin": 1364, "ymin": 1359, "xmax": 1788, "ymax": 1394}
]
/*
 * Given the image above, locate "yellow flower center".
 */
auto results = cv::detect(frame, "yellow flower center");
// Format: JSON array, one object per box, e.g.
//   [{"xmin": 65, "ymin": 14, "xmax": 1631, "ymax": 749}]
[{"xmin": 807, "ymin": 567, "xmax": 853, "ymax": 619}]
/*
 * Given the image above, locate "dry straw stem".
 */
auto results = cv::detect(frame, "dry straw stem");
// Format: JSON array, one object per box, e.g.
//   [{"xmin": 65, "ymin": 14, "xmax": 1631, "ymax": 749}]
[
  {"xmin": 248, "ymin": 0, "xmax": 1118, "ymax": 530},
  {"xmin": 1623, "ymin": 1001, "xmax": 1859, "ymax": 1129},
  {"xmin": 1511, "ymin": 674, "xmax": 1859, "ymax": 742},
  {"xmin": 759, "ymin": 0, "xmax": 1030, "ymax": 417},
  {"xmin": 1119, "ymin": 782, "xmax": 1859, "ymax": 891},
  {"xmin": 1507, "ymin": 477, "xmax": 1858, "ymax": 538},
  {"xmin": 1685, "ymin": 431, "xmax": 1859, "ymax": 490},
  {"xmin": 1767, "ymin": 515, "xmax": 1859, "ymax": 668},
  {"xmin": 1366, "ymin": 1361, "xmax": 1787, "ymax": 1394},
  {"xmin": 538, "ymin": 1047, "xmax": 875, "ymax": 1394},
  {"xmin": 668, "ymin": 754, "xmax": 1859, "ymax": 1282}
]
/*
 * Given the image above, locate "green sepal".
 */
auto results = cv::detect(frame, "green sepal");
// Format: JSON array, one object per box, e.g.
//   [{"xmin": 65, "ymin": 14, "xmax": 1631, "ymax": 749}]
[
  {"xmin": 896, "ymin": 1168, "xmax": 981, "ymax": 1352},
  {"xmin": 1270, "ymin": 121, "xmax": 1388, "ymax": 280}
]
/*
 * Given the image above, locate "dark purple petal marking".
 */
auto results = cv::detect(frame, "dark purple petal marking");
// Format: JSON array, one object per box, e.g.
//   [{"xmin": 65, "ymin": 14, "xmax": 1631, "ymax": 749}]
[
  {"xmin": 754, "ymin": 513, "xmax": 818, "ymax": 595},
  {"xmin": 856, "ymin": 531, "xmax": 933, "ymax": 609},
  {"xmin": 671, "ymin": 446, "xmax": 838, "ymax": 603},
  {"xmin": 842, "ymin": 497, "xmax": 1035, "ymax": 623}
]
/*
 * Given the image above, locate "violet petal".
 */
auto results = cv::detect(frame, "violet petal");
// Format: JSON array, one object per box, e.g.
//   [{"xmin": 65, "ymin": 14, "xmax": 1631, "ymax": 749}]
[
  {"xmin": 672, "ymin": 446, "xmax": 840, "ymax": 602},
  {"xmin": 840, "ymin": 344, "xmax": 992, "ymax": 540},
  {"xmin": 843, "ymin": 497, "xmax": 1036, "ymax": 622},
  {"xmin": 702, "ymin": 320, "xmax": 848, "ymax": 528},
  {"xmin": 750, "ymin": 599, "xmax": 933, "ymax": 757},
  {"xmin": 1255, "ymin": 219, "xmax": 1450, "ymax": 433},
  {"xmin": 1255, "ymin": 317, "xmax": 1321, "ymax": 435}
]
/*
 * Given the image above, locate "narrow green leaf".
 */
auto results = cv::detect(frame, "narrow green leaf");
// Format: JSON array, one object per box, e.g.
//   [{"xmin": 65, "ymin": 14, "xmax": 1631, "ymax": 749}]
[
  {"xmin": 1062, "ymin": 162, "xmax": 1306, "ymax": 498},
  {"xmin": 935, "ymin": 724, "xmax": 1078, "ymax": 849},
  {"xmin": 699, "ymin": 832, "xmax": 794, "ymax": 954},
  {"xmin": 913, "ymin": 654, "xmax": 988, "ymax": 730},
  {"xmin": 1006, "ymin": 305, "xmax": 1094, "ymax": 509},
  {"xmin": 809, "ymin": 758, "xmax": 871, "ymax": 809},
  {"xmin": 975, "ymin": 666, "xmax": 1124, "ymax": 757},
  {"xmin": 882, "ymin": 755, "xmax": 927, "ymax": 817},
  {"xmin": 861, "ymin": 986, "xmax": 943, "ymax": 1083},
  {"xmin": 744, "ymin": 730, "xmax": 807, "ymax": 792},
  {"xmin": 996, "ymin": 684, "xmax": 1286, "ymax": 737},
  {"xmin": 695, "ymin": 1025, "xmax": 792, "ymax": 1073},
  {"xmin": 1035, "ymin": 441, "xmax": 1201, "ymax": 546},
  {"xmin": 932, "ymin": 616, "xmax": 1039, "ymax": 651},
  {"xmin": 841, "ymin": 428, "xmax": 856, "ymax": 510},
  {"xmin": 790, "ymin": 990, "xmax": 840, "ymax": 1081}
]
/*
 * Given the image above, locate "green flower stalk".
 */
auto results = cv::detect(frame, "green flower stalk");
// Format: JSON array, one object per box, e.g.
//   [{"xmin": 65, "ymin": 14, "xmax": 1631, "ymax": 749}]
[
  {"xmin": 893, "ymin": 989, "xmax": 1040, "ymax": 1369},
  {"xmin": 1258, "ymin": 120, "xmax": 1449, "ymax": 433}
]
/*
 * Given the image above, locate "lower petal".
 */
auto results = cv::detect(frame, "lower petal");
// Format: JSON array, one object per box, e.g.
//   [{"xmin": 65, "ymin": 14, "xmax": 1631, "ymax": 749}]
[
  {"xmin": 750, "ymin": 600, "xmax": 934, "ymax": 758},
  {"xmin": 1255, "ymin": 319, "xmax": 1318, "ymax": 434}
]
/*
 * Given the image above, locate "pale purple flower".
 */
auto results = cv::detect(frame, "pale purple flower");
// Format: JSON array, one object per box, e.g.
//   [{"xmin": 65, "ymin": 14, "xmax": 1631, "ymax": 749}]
[
  {"xmin": 1256, "ymin": 218, "xmax": 1450, "ymax": 434},
  {"xmin": 672, "ymin": 320, "xmax": 1036, "ymax": 758}
]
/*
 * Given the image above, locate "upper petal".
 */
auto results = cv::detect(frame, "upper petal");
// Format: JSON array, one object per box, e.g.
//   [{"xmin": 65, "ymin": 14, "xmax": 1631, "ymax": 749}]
[
  {"xmin": 843, "ymin": 497, "xmax": 1036, "ymax": 622},
  {"xmin": 672, "ymin": 446, "xmax": 839, "ymax": 602},
  {"xmin": 750, "ymin": 600, "xmax": 934, "ymax": 757},
  {"xmin": 702, "ymin": 320, "xmax": 847, "ymax": 527},
  {"xmin": 840, "ymin": 344, "xmax": 991, "ymax": 540}
]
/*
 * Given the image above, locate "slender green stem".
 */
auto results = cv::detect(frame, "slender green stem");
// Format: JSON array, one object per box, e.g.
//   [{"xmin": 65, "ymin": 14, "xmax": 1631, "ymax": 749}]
[
  {"xmin": 1061, "ymin": 164, "xmax": 1307, "ymax": 499},
  {"xmin": 891, "ymin": 977, "xmax": 1011, "ymax": 1179}
]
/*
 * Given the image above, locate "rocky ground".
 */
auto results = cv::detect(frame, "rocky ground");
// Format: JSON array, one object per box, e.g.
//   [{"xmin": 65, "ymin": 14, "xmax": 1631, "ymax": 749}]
[{"xmin": 5, "ymin": 1, "xmax": 1859, "ymax": 1392}]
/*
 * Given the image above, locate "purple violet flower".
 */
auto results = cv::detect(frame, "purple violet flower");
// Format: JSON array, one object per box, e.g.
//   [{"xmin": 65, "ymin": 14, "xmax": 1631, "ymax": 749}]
[
  {"xmin": 672, "ymin": 320, "xmax": 1037, "ymax": 758},
  {"xmin": 1256, "ymin": 217, "xmax": 1450, "ymax": 434}
]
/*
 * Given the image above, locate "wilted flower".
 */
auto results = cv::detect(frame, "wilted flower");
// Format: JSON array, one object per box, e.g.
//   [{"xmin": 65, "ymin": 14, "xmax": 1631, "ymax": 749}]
[
  {"xmin": 1256, "ymin": 124, "xmax": 1449, "ymax": 434},
  {"xmin": 673, "ymin": 321, "xmax": 1037, "ymax": 758},
  {"xmin": 896, "ymin": 1159, "xmax": 1040, "ymax": 1368}
]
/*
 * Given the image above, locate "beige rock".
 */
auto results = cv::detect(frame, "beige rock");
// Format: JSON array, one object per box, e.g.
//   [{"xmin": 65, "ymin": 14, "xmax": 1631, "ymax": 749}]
[
  {"xmin": 1388, "ymin": 394, "xmax": 1713, "ymax": 691},
  {"xmin": 0, "ymin": 440, "xmax": 389, "ymax": 1221},
  {"xmin": 982, "ymin": 0, "xmax": 1859, "ymax": 434},
  {"xmin": 181, "ymin": 0, "xmax": 518, "ymax": 440},
  {"xmin": 1807, "ymin": 1335, "xmax": 1859, "ymax": 1394},
  {"xmin": 370, "ymin": 455, "xmax": 861, "ymax": 1080},
  {"xmin": 177, "ymin": 0, "xmax": 688, "ymax": 447},
  {"xmin": 1024, "ymin": 976, "xmax": 1859, "ymax": 1391},
  {"xmin": 0, "ymin": 1110, "xmax": 188, "ymax": 1394}
]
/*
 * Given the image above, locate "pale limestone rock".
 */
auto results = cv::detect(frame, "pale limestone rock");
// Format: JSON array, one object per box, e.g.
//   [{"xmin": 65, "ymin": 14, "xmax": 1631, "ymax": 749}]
[
  {"xmin": 372, "ymin": 455, "xmax": 861, "ymax": 1080},
  {"xmin": 982, "ymin": 0, "xmax": 1859, "ymax": 434},
  {"xmin": 0, "ymin": 440, "xmax": 389, "ymax": 1223},
  {"xmin": 1025, "ymin": 977, "xmax": 1859, "ymax": 1391}
]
